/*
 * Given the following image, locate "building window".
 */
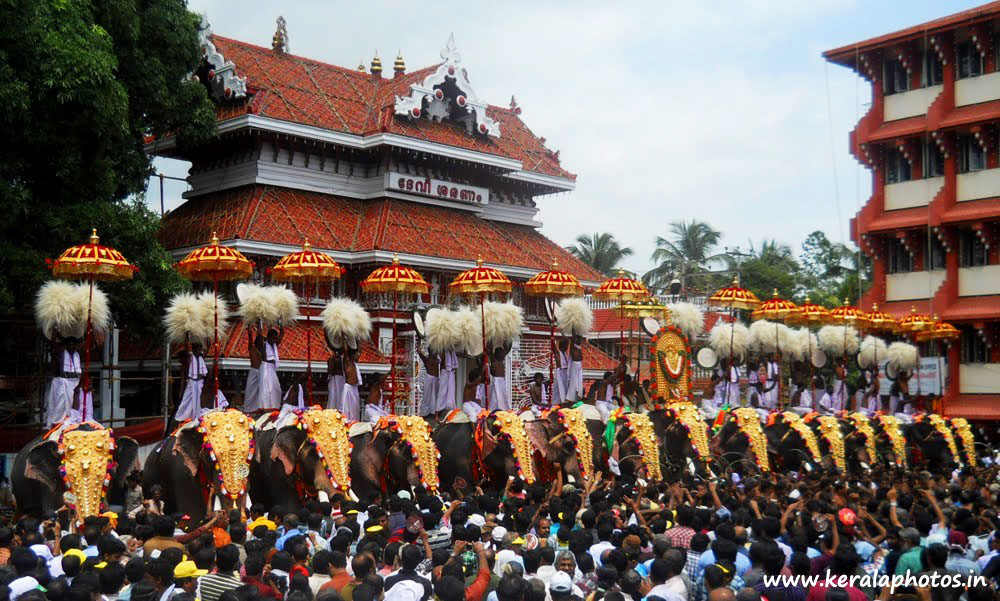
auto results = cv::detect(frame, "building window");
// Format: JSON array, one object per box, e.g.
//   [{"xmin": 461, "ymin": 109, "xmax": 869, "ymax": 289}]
[
  {"xmin": 958, "ymin": 230, "xmax": 988, "ymax": 267},
  {"xmin": 922, "ymin": 48, "xmax": 944, "ymax": 86},
  {"xmin": 929, "ymin": 234, "xmax": 947, "ymax": 270},
  {"xmin": 887, "ymin": 238, "xmax": 913, "ymax": 273},
  {"xmin": 960, "ymin": 326, "xmax": 989, "ymax": 363},
  {"xmin": 922, "ymin": 139, "xmax": 945, "ymax": 178},
  {"xmin": 884, "ymin": 59, "xmax": 910, "ymax": 95},
  {"xmin": 885, "ymin": 148, "xmax": 912, "ymax": 184},
  {"xmin": 957, "ymin": 42, "xmax": 984, "ymax": 79},
  {"xmin": 958, "ymin": 135, "xmax": 986, "ymax": 173}
]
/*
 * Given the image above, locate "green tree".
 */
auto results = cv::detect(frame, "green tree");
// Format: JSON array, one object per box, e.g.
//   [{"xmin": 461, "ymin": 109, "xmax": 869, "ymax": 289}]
[
  {"xmin": 799, "ymin": 231, "xmax": 870, "ymax": 306},
  {"xmin": 643, "ymin": 220, "xmax": 726, "ymax": 293},
  {"xmin": 726, "ymin": 239, "xmax": 800, "ymax": 302},
  {"xmin": 567, "ymin": 233, "xmax": 634, "ymax": 277},
  {"xmin": 0, "ymin": 0, "xmax": 217, "ymax": 339}
]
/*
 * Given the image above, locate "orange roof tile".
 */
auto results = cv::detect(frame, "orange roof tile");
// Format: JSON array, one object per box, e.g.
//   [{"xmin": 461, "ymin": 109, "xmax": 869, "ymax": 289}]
[
  {"xmin": 160, "ymin": 185, "xmax": 602, "ymax": 281},
  {"xmin": 210, "ymin": 36, "xmax": 573, "ymax": 180}
]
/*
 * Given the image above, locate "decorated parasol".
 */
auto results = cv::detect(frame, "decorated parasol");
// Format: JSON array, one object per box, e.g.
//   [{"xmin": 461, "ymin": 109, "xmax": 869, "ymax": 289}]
[
  {"xmin": 361, "ymin": 254, "xmax": 429, "ymax": 413},
  {"xmin": 751, "ymin": 289, "xmax": 797, "ymax": 408},
  {"xmin": 593, "ymin": 269, "xmax": 651, "ymax": 401},
  {"xmin": 828, "ymin": 298, "xmax": 869, "ymax": 365},
  {"xmin": 706, "ymin": 278, "xmax": 760, "ymax": 401},
  {"xmin": 524, "ymin": 259, "xmax": 584, "ymax": 402},
  {"xmin": 175, "ymin": 233, "xmax": 253, "ymax": 401},
  {"xmin": 787, "ymin": 297, "xmax": 832, "ymax": 410},
  {"xmin": 620, "ymin": 297, "xmax": 668, "ymax": 387},
  {"xmin": 450, "ymin": 258, "xmax": 513, "ymax": 406},
  {"xmin": 896, "ymin": 306, "xmax": 934, "ymax": 335},
  {"xmin": 271, "ymin": 240, "xmax": 344, "ymax": 405},
  {"xmin": 865, "ymin": 304, "xmax": 897, "ymax": 332},
  {"xmin": 50, "ymin": 229, "xmax": 136, "ymax": 420}
]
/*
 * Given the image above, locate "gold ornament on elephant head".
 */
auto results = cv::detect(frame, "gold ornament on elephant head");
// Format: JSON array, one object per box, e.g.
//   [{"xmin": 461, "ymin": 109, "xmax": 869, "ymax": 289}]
[
  {"xmin": 732, "ymin": 408, "xmax": 770, "ymax": 472},
  {"xmin": 667, "ymin": 402, "xmax": 711, "ymax": 463},
  {"xmin": 847, "ymin": 412, "xmax": 878, "ymax": 465},
  {"xmin": 375, "ymin": 416, "xmax": 440, "ymax": 491},
  {"xmin": 650, "ymin": 326, "xmax": 691, "ymax": 402},
  {"xmin": 621, "ymin": 412, "xmax": 662, "ymax": 481},
  {"xmin": 492, "ymin": 411, "xmax": 536, "ymax": 484},
  {"xmin": 298, "ymin": 409, "xmax": 353, "ymax": 491},
  {"xmin": 876, "ymin": 413, "xmax": 908, "ymax": 468},
  {"xmin": 951, "ymin": 418, "xmax": 977, "ymax": 468},
  {"xmin": 198, "ymin": 409, "xmax": 254, "ymax": 499},
  {"xmin": 58, "ymin": 425, "xmax": 114, "ymax": 521},
  {"xmin": 549, "ymin": 407, "xmax": 594, "ymax": 481}
]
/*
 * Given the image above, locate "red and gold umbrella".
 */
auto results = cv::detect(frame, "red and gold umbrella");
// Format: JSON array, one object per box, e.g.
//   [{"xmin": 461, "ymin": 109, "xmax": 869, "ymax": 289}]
[
  {"xmin": 450, "ymin": 258, "xmax": 513, "ymax": 406},
  {"xmin": 916, "ymin": 317, "xmax": 960, "ymax": 342},
  {"xmin": 175, "ymin": 233, "xmax": 253, "ymax": 402},
  {"xmin": 524, "ymin": 259, "xmax": 585, "ymax": 401},
  {"xmin": 272, "ymin": 240, "xmax": 344, "ymax": 405},
  {"xmin": 361, "ymin": 254, "xmax": 429, "ymax": 413},
  {"xmin": 829, "ymin": 298, "xmax": 870, "ymax": 328},
  {"xmin": 50, "ymin": 229, "xmax": 136, "ymax": 419},
  {"xmin": 706, "ymin": 278, "xmax": 761, "ymax": 312},
  {"xmin": 593, "ymin": 269, "xmax": 650, "ymax": 401},
  {"xmin": 865, "ymin": 304, "xmax": 897, "ymax": 333},
  {"xmin": 896, "ymin": 306, "xmax": 934, "ymax": 335},
  {"xmin": 751, "ymin": 290, "xmax": 797, "ymax": 407}
]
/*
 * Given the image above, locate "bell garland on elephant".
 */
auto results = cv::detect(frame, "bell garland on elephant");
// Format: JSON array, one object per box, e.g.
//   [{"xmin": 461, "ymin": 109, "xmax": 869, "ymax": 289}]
[
  {"xmin": 875, "ymin": 413, "xmax": 908, "ymax": 468},
  {"xmin": 297, "ymin": 409, "xmax": 353, "ymax": 492},
  {"xmin": 487, "ymin": 411, "xmax": 536, "ymax": 484},
  {"xmin": 768, "ymin": 411, "xmax": 822, "ymax": 464},
  {"xmin": 649, "ymin": 325, "xmax": 693, "ymax": 402},
  {"xmin": 57, "ymin": 423, "xmax": 115, "ymax": 520},
  {"xmin": 803, "ymin": 413, "xmax": 846, "ymax": 472},
  {"xmin": 374, "ymin": 416, "xmax": 440, "ymax": 491},
  {"xmin": 605, "ymin": 408, "xmax": 662, "ymax": 482},
  {"xmin": 916, "ymin": 413, "xmax": 962, "ymax": 466},
  {"xmin": 732, "ymin": 408, "xmax": 770, "ymax": 472},
  {"xmin": 659, "ymin": 402, "xmax": 712, "ymax": 464},
  {"xmin": 547, "ymin": 407, "xmax": 594, "ymax": 481},
  {"xmin": 846, "ymin": 412, "xmax": 878, "ymax": 466},
  {"xmin": 951, "ymin": 417, "xmax": 978, "ymax": 468},
  {"xmin": 197, "ymin": 409, "xmax": 255, "ymax": 500}
]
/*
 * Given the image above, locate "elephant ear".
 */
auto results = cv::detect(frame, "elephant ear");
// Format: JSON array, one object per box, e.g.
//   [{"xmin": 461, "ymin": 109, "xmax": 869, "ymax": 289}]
[
  {"xmin": 270, "ymin": 427, "xmax": 304, "ymax": 477},
  {"xmin": 113, "ymin": 437, "xmax": 142, "ymax": 482},
  {"xmin": 172, "ymin": 428, "xmax": 203, "ymax": 479},
  {"xmin": 24, "ymin": 440, "xmax": 62, "ymax": 495}
]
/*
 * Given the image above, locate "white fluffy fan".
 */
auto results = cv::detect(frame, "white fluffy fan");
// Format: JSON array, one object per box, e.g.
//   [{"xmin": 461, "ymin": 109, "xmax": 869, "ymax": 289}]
[
  {"xmin": 483, "ymin": 301, "xmax": 523, "ymax": 347},
  {"xmin": 887, "ymin": 341, "xmax": 920, "ymax": 372},
  {"xmin": 817, "ymin": 325, "xmax": 860, "ymax": 357},
  {"xmin": 426, "ymin": 308, "xmax": 460, "ymax": 354},
  {"xmin": 555, "ymin": 298, "xmax": 593, "ymax": 336},
  {"xmin": 788, "ymin": 327, "xmax": 818, "ymax": 361},
  {"xmin": 749, "ymin": 319, "xmax": 779, "ymax": 354},
  {"xmin": 237, "ymin": 284, "xmax": 299, "ymax": 326},
  {"xmin": 453, "ymin": 306, "xmax": 485, "ymax": 357},
  {"xmin": 320, "ymin": 298, "xmax": 371, "ymax": 346},
  {"xmin": 708, "ymin": 322, "xmax": 750, "ymax": 361},
  {"xmin": 164, "ymin": 292, "xmax": 229, "ymax": 345},
  {"xmin": 858, "ymin": 336, "xmax": 888, "ymax": 368},
  {"xmin": 666, "ymin": 302, "xmax": 704, "ymax": 342},
  {"xmin": 35, "ymin": 281, "xmax": 112, "ymax": 340}
]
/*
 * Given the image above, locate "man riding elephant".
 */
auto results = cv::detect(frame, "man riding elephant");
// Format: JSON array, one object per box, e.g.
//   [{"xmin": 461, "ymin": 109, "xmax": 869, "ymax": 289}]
[
  {"xmin": 143, "ymin": 408, "xmax": 254, "ymax": 523},
  {"xmin": 13, "ymin": 423, "xmax": 140, "ymax": 519},
  {"xmin": 907, "ymin": 413, "xmax": 961, "ymax": 473},
  {"xmin": 764, "ymin": 411, "xmax": 822, "ymax": 474}
]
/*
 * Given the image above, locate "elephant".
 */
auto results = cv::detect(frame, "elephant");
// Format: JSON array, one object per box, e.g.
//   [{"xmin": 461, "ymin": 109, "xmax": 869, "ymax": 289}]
[
  {"xmin": 711, "ymin": 408, "xmax": 772, "ymax": 475},
  {"xmin": 348, "ymin": 416, "xmax": 441, "ymax": 505},
  {"xmin": 446, "ymin": 410, "xmax": 540, "ymax": 492},
  {"xmin": 906, "ymin": 414, "xmax": 960, "ymax": 473},
  {"xmin": 763, "ymin": 412, "xmax": 822, "ymax": 474},
  {"xmin": 523, "ymin": 407, "xmax": 598, "ymax": 485},
  {"xmin": 949, "ymin": 417, "xmax": 983, "ymax": 468},
  {"xmin": 870, "ymin": 413, "xmax": 909, "ymax": 470},
  {"xmin": 839, "ymin": 413, "xmax": 881, "ymax": 474},
  {"xmin": 432, "ymin": 416, "xmax": 474, "ymax": 493},
  {"xmin": 13, "ymin": 423, "xmax": 140, "ymax": 518},
  {"xmin": 802, "ymin": 414, "xmax": 848, "ymax": 473},
  {"xmin": 646, "ymin": 406, "xmax": 713, "ymax": 478},
  {"xmin": 142, "ymin": 409, "xmax": 254, "ymax": 523}
]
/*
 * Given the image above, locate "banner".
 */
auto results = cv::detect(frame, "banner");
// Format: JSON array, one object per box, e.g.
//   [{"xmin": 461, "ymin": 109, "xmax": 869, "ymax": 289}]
[{"xmin": 877, "ymin": 357, "xmax": 947, "ymax": 396}]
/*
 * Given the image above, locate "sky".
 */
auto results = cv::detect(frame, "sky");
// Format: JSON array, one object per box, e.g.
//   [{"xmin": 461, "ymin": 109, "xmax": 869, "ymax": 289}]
[{"xmin": 149, "ymin": 0, "xmax": 984, "ymax": 276}]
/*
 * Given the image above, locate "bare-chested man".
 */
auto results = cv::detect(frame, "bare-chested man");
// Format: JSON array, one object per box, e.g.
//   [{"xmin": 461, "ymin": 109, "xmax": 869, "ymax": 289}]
[
  {"xmin": 488, "ymin": 344, "xmax": 512, "ymax": 411},
  {"xmin": 341, "ymin": 346, "xmax": 362, "ymax": 422},
  {"xmin": 244, "ymin": 325, "xmax": 263, "ymax": 412},
  {"xmin": 255, "ymin": 325, "xmax": 285, "ymax": 410},
  {"xmin": 462, "ymin": 367, "xmax": 485, "ymax": 421},
  {"xmin": 324, "ymin": 333, "xmax": 344, "ymax": 412},
  {"xmin": 418, "ymin": 348, "xmax": 441, "ymax": 418}
]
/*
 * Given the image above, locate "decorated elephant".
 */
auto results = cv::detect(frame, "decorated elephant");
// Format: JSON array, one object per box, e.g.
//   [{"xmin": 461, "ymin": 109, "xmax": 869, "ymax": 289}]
[
  {"xmin": 764, "ymin": 411, "xmax": 822, "ymax": 473},
  {"xmin": 248, "ymin": 409, "xmax": 355, "ymax": 515},
  {"xmin": 347, "ymin": 415, "xmax": 441, "ymax": 505},
  {"xmin": 711, "ymin": 408, "xmax": 771, "ymax": 475},
  {"xmin": 463, "ymin": 410, "xmax": 537, "ymax": 490},
  {"xmin": 871, "ymin": 413, "xmax": 909, "ymax": 469},
  {"xmin": 13, "ymin": 422, "xmax": 140, "ymax": 519},
  {"xmin": 142, "ymin": 409, "xmax": 254, "ymax": 523},
  {"xmin": 431, "ymin": 411, "xmax": 474, "ymax": 493},
  {"xmin": 646, "ymin": 404, "xmax": 713, "ymax": 478},
  {"xmin": 907, "ymin": 413, "xmax": 961, "ymax": 472},
  {"xmin": 801, "ymin": 413, "xmax": 847, "ymax": 473},
  {"xmin": 950, "ymin": 417, "xmax": 981, "ymax": 468},
  {"xmin": 839, "ymin": 412, "xmax": 880, "ymax": 473},
  {"xmin": 604, "ymin": 409, "xmax": 663, "ymax": 483},
  {"xmin": 523, "ymin": 407, "xmax": 597, "ymax": 485}
]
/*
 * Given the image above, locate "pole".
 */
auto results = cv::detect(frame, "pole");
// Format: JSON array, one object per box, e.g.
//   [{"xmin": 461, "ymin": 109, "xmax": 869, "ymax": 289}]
[
  {"xmin": 549, "ymin": 321, "xmax": 556, "ymax": 404},
  {"xmin": 83, "ymin": 274, "xmax": 94, "ymax": 421},
  {"xmin": 775, "ymin": 321, "xmax": 782, "ymax": 410},
  {"xmin": 305, "ymin": 281, "xmax": 313, "ymax": 406},
  {"xmin": 481, "ymin": 292, "xmax": 489, "ymax": 407},
  {"xmin": 619, "ymin": 292, "xmax": 624, "ymax": 403},
  {"xmin": 159, "ymin": 173, "xmax": 165, "ymax": 217},
  {"xmin": 390, "ymin": 291, "xmax": 398, "ymax": 414},
  {"xmin": 213, "ymin": 277, "xmax": 220, "ymax": 403}
]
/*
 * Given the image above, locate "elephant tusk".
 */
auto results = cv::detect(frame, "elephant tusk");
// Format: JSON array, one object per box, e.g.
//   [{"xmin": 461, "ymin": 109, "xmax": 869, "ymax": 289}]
[
  {"xmin": 317, "ymin": 490, "xmax": 330, "ymax": 503},
  {"xmin": 347, "ymin": 488, "xmax": 359, "ymax": 502},
  {"xmin": 213, "ymin": 496, "xmax": 222, "ymax": 511}
]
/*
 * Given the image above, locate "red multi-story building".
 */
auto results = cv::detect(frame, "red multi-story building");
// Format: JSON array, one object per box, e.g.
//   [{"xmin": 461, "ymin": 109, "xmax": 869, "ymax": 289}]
[{"xmin": 825, "ymin": 2, "xmax": 1000, "ymax": 419}]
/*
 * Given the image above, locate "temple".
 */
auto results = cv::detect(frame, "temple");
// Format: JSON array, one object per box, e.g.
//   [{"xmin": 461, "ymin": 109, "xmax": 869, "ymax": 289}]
[
  {"xmin": 134, "ymin": 19, "xmax": 619, "ymax": 412},
  {"xmin": 825, "ymin": 2, "xmax": 1000, "ymax": 418}
]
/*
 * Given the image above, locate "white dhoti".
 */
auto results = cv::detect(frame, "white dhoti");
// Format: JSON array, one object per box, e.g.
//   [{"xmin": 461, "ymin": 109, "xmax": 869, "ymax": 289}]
[
  {"xmin": 175, "ymin": 378, "xmax": 204, "ymax": 422},
  {"xmin": 258, "ymin": 342, "xmax": 282, "ymax": 409},
  {"xmin": 565, "ymin": 360, "xmax": 584, "ymax": 403},
  {"xmin": 462, "ymin": 401, "xmax": 485, "ymax": 421},
  {"xmin": 342, "ymin": 384, "xmax": 361, "ymax": 422},
  {"xmin": 365, "ymin": 402, "xmax": 390, "ymax": 423},
  {"xmin": 243, "ymin": 369, "xmax": 259, "ymax": 412},
  {"xmin": 489, "ymin": 376, "xmax": 510, "ymax": 411},
  {"xmin": 436, "ymin": 371, "xmax": 456, "ymax": 412},
  {"xmin": 889, "ymin": 395, "xmax": 900, "ymax": 415},
  {"xmin": 67, "ymin": 390, "xmax": 93, "ymax": 424},
  {"xmin": 420, "ymin": 374, "xmax": 438, "ymax": 416},
  {"xmin": 552, "ymin": 367, "xmax": 568, "ymax": 404},
  {"xmin": 832, "ymin": 380, "xmax": 847, "ymax": 413},
  {"xmin": 326, "ymin": 375, "xmax": 345, "ymax": 411},
  {"xmin": 45, "ymin": 377, "xmax": 79, "ymax": 426},
  {"xmin": 594, "ymin": 400, "xmax": 614, "ymax": 422}
]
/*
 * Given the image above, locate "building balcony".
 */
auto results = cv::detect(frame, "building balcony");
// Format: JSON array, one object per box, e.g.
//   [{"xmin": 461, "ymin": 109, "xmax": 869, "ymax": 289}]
[
  {"xmin": 957, "ymin": 168, "xmax": 1000, "ymax": 202},
  {"xmin": 884, "ymin": 176, "xmax": 944, "ymax": 210},
  {"xmin": 958, "ymin": 265, "xmax": 1000, "ymax": 296},
  {"xmin": 956, "ymin": 72, "xmax": 1000, "ymax": 107},
  {"xmin": 884, "ymin": 85, "xmax": 942, "ymax": 121},
  {"xmin": 885, "ymin": 270, "xmax": 947, "ymax": 301},
  {"xmin": 959, "ymin": 363, "xmax": 1000, "ymax": 394}
]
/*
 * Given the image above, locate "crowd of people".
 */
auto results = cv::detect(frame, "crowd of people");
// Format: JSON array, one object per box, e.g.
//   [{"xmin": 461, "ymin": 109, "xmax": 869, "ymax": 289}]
[{"xmin": 4, "ymin": 460, "xmax": 1000, "ymax": 601}]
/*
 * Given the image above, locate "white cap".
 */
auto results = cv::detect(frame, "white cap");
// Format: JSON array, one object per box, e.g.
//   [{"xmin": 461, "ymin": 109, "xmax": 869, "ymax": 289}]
[
  {"xmin": 467, "ymin": 514, "xmax": 486, "ymax": 528},
  {"xmin": 397, "ymin": 490, "xmax": 412, "ymax": 500},
  {"xmin": 550, "ymin": 572, "xmax": 573, "ymax": 594},
  {"xmin": 492, "ymin": 525, "xmax": 508, "ymax": 542}
]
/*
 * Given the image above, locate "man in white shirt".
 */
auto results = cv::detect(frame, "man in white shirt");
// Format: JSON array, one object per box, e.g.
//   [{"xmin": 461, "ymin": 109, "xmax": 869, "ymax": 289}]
[{"xmin": 646, "ymin": 557, "xmax": 687, "ymax": 601}]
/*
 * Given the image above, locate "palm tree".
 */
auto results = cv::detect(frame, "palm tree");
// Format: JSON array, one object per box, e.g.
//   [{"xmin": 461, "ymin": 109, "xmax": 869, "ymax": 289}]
[
  {"xmin": 643, "ymin": 220, "xmax": 726, "ymax": 292},
  {"xmin": 567, "ymin": 233, "xmax": 633, "ymax": 277}
]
